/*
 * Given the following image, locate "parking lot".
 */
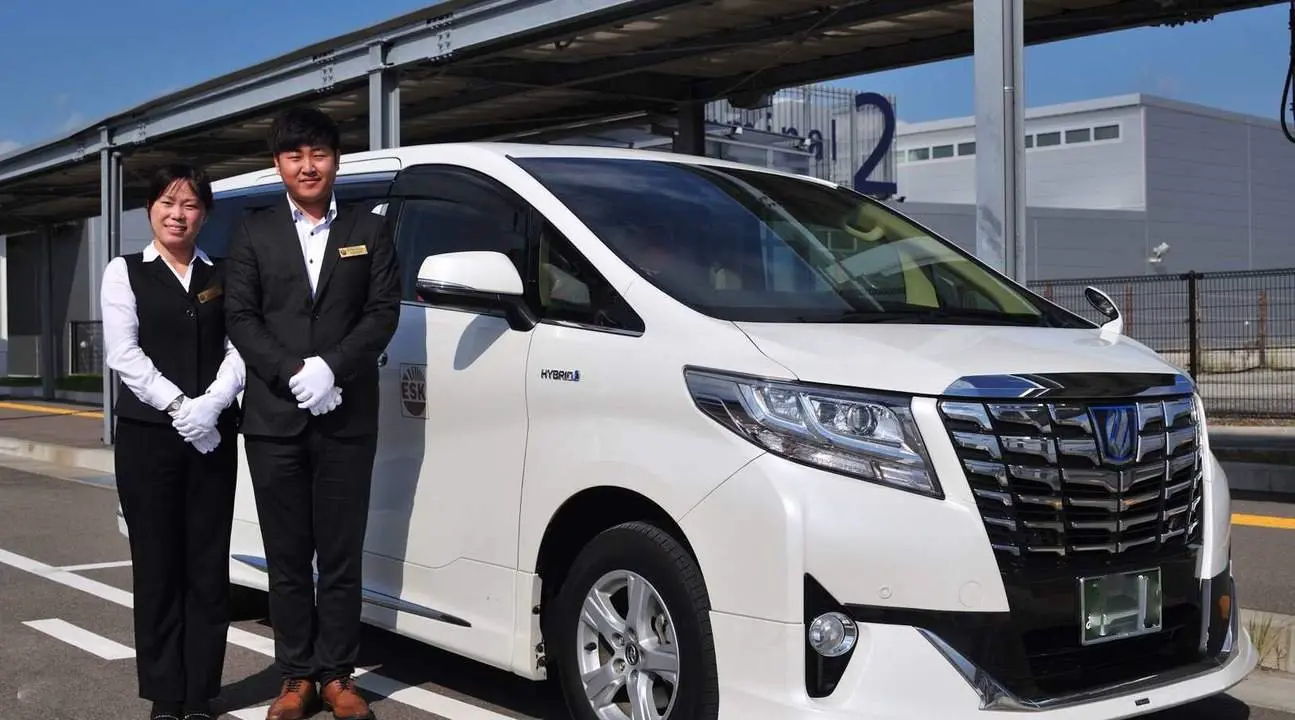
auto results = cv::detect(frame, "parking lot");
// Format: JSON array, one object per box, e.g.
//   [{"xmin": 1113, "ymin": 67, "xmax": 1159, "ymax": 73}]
[{"xmin": 0, "ymin": 454, "xmax": 1293, "ymax": 720}]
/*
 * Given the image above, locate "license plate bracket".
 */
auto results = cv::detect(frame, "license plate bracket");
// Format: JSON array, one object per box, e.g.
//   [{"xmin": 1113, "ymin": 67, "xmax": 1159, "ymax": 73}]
[{"xmin": 1079, "ymin": 567, "xmax": 1163, "ymax": 646}]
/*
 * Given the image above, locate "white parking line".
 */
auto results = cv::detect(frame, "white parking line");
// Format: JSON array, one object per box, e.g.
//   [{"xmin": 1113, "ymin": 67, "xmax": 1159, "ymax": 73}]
[
  {"xmin": 22, "ymin": 618, "xmax": 135, "ymax": 660},
  {"xmin": 58, "ymin": 560, "xmax": 133, "ymax": 572},
  {"xmin": 227, "ymin": 705, "xmax": 271, "ymax": 719},
  {"xmin": 0, "ymin": 547, "xmax": 134, "ymax": 607},
  {"xmin": 0, "ymin": 546, "xmax": 518, "ymax": 720}
]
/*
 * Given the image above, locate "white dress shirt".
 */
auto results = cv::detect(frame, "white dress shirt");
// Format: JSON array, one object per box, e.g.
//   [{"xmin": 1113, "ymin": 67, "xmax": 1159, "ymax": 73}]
[
  {"xmin": 288, "ymin": 192, "xmax": 338, "ymax": 296},
  {"xmin": 101, "ymin": 242, "xmax": 246, "ymax": 411}
]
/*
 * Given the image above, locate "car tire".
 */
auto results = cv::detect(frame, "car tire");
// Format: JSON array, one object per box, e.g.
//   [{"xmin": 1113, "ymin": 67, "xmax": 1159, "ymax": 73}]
[{"xmin": 546, "ymin": 521, "xmax": 719, "ymax": 720}]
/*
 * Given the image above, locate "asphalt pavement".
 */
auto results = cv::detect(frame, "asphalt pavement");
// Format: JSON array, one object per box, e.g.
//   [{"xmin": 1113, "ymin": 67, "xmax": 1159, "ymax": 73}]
[
  {"xmin": 1231, "ymin": 496, "xmax": 1295, "ymax": 617},
  {"xmin": 1, "ymin": 460, "xmax": 1293, "ymax": 720}
]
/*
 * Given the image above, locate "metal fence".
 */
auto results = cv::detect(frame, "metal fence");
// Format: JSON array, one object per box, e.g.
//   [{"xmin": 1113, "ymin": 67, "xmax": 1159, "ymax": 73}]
[
  {"xmin": 67, "ymin": 320, "xmax": 103, "ymax": 376},
  {"xmin": 1029, "ymin": 269, "xmax": 1295, "ymax": 418}
]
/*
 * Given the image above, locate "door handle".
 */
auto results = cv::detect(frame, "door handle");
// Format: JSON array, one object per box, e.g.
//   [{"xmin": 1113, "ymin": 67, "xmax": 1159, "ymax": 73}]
[{"xmin": 377, "ymin": 351, "xmax": 388, "ymax": 367}]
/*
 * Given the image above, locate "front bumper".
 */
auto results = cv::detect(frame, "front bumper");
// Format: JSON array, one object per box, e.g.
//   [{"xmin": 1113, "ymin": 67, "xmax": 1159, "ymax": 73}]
[{"xmin": 706, "ymin": 596, "xmax": 1255, "ymax": 720}]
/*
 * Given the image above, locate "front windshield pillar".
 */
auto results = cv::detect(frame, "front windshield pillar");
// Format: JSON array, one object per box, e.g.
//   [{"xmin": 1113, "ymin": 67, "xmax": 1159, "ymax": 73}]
[{"xmin": 973, "ymin": 0, "xmax": 1027, "ymax": 284}]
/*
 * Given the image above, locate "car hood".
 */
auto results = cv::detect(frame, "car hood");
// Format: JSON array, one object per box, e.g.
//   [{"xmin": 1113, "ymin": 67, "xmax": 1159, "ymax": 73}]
[{"xmin": 733, "ymin": 322, "xmax": 1187, "ymax": 397}]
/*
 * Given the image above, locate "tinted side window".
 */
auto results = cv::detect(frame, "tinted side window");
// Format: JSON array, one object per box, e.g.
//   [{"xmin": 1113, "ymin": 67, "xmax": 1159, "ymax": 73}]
[
  {"xmin": 394, "ymin": 197, "xmax": 528, "ymax": 303},
  {"xmin": 535, "ymin": 221, "xmax": 643, "ymax": 334},
  {"xmin": 196, "ymin": 195, "xmax": 259, "ymax": 259},
  {"xmin": 198, "ymin": 179, "xmax": 392, "ymax": 259}
]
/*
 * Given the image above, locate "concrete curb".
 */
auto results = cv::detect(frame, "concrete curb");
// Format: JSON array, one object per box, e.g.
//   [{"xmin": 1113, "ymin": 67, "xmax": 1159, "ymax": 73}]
[
  {"xmin": 1210, "ymin": 426, "xmax": 1295, "ymax": 468},
  {"xmin": 1241, "ymin": 608, "xmax": 1295, "ymax": 675},
  {"xmin": 1214, "ymin": 446, "xmax": 1295, "ymax": 468},
  {"xmin": 1230, "ymin": 667, "xmax": 1295, "ymax": 715},
  {"xmin": 1221, "ymin": 461, "xmax": 1295, "ymax": 497},
  {"xmin": 0, "ymin": 435, "xmax": 114, "ymax": 475}
]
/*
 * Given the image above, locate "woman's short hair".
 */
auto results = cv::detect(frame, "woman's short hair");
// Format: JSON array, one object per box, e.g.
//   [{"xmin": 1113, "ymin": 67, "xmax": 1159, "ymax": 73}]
[{"xmin": 148, "ymin": 163, "xmax": 214, "ymax": 212}]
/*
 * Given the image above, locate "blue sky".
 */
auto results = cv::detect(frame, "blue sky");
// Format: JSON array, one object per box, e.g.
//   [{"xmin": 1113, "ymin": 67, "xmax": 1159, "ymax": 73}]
[{"xmin": 0, "ymin": 1, "xmax": 1290, "ymax": 154}]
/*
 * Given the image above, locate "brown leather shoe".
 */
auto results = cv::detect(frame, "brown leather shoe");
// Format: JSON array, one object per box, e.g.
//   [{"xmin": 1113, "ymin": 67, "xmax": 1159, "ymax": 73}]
[
  {"xmin": 321, "ymin": 676, "xmax": 373, "ymax": 720},
  {"xmin": 266, "ymin": 678, "xmax": 319, "ymax": 720}
]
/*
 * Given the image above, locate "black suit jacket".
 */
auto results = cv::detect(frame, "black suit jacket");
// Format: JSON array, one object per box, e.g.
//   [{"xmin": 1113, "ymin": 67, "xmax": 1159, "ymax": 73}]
[{"xmin": 224, "ymin": 198, "xmax": 401, "ymax": 438}]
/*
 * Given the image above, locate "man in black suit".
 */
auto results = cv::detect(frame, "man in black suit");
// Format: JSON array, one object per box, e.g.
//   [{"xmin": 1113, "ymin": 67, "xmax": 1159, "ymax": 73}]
[{"xmin": 224, "ymin": 105, "xmax": 400, "ymax": 720}]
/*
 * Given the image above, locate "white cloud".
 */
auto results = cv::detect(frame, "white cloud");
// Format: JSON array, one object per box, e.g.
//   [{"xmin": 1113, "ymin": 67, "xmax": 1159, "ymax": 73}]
[
  {"xmin": 0, "ymin": 140, "xmax": 20, "ymax": 156},
  {"xmin": 59, "ymin": 112, "xmax": 85, "ymax": 133}
]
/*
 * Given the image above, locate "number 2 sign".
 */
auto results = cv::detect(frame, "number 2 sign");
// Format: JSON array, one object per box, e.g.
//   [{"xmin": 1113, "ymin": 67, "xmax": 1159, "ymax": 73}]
[{"xmin": 851, "ymin": 92, "xmax": 899, "ymax": 197}]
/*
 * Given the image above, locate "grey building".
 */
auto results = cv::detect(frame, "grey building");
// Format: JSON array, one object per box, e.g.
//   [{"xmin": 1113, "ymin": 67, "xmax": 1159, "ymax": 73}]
[{"xmin": 889, "ymin": 93, "xmax": 1295, "ymax": 281}]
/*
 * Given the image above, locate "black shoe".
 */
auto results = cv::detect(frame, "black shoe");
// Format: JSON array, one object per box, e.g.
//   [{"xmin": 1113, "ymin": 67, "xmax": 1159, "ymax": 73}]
[
  {"xmin": 182, "ymin": 700, "xmax": 214, "ymax": 720},
  {"xmin": 150, "ymin": 702, "xmax": 183, "ymax": 720}
]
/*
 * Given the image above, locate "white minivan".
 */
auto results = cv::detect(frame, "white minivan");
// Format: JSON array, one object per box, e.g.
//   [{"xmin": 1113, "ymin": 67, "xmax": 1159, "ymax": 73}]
[{"xmin": 130, "ymin": 142, "xmax": 1256, "ymax": 719}]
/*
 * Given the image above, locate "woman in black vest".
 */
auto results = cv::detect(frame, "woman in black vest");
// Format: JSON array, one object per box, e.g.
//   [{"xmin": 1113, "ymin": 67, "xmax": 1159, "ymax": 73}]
[{"xmin": 101, "ymin": 163, "xmax": 244, "ymax": 720}]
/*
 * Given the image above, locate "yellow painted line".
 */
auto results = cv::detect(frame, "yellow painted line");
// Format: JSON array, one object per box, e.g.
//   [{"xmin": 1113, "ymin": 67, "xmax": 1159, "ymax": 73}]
[
  {"xmin": 0, "ymin": 400, "xmax": 103, "ymax": 418},
  {"xmin": 1233, "ymin": 513, "xmax": 1295, "ymax": 530}
]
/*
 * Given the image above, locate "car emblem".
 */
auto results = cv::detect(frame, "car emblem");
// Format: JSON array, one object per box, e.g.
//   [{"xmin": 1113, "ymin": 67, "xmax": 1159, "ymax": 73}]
[{"xmin": 1092, "ymin": 405, "xmax": 1137, "ymax": 465}]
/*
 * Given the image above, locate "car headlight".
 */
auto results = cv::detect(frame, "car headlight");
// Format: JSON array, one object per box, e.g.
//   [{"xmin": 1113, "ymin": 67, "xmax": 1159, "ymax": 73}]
[{"xmin": 684, "ymin": 367, "xmax": 941, "ymax": 498}]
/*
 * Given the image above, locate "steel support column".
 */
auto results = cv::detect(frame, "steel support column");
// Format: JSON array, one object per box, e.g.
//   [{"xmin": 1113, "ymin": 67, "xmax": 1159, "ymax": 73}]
[
  {"xmin": 973, "ymin": 0, "xmax": 1026, "ymax": 283},
  {"xmin": 38, "ymin": 226, "xmax": 54, "ymax": 401},
  {"xmin": 369, "ymin": 44, "xmax": 401, "ymax": 150},
  {"xmin": 99, "ymin": 135, "xmax": 122, "ymax": 445},
  {"xmin": 671, "ymin": 101, "xmax": 705, "ymax": 155}
]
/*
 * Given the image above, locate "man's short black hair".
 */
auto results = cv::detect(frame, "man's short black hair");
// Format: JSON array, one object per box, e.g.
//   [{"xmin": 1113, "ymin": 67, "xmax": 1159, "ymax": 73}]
[
  {"xmin": 268, "ymin": 105, "xmax": 341, "ymax": 155},
  {"xmin": 148, "ymin": 162, "xmax": 214, "ymax": 211}
]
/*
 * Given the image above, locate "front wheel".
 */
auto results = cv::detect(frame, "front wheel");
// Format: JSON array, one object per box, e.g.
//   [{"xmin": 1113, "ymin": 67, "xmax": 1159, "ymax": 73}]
[{"xmin": 546, "ymin": 521, "xmax": 719, "ymax": 720}]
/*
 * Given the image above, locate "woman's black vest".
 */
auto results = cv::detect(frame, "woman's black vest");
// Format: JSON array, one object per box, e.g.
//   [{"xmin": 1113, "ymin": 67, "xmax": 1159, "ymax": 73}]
[{"xmin": 113, "ymin": 253, "xmax": 233, "ymax": 425}]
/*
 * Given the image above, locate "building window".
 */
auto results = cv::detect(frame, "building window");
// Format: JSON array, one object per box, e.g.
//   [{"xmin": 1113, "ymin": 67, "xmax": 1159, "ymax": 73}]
[
  {"xmin": 1024, "ymin": 135, "xmax": 1034, "ymax": 148},
  {"xmin": 931, "ymin": 144, "xmax": 954, "ymax": 159},
  {"xmin": 1035, "ymin": 131, "xmax": 1061, "ymax": 147},
  {"xmin": 1065, "ymin": 128, "xmax": 1091, "ymax": 144},
  {"xmin": 957, "ymin": 141, "xmax": 976, "ymax": 156},
  {"xmin": 908, "ymin": 147, "xmax": 929, "ymax": 161},
  {"xmin": 1094, "ymin": 124, "xmax": 1120, "ymax": 141}
]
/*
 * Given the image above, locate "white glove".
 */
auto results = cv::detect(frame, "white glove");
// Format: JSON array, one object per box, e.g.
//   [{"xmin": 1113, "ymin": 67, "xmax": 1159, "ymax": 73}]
[
  {"xmin": 289, "ymin": 356, "xmax": 335, "ymax": 409},
  {"xmin": 189, "ymin": 427, "xmax": 221, "ymax": 454},
  {"xmin": 310, "ymin": 386, "xmax": 343, "ymax": 416},
  {"xmin": 172, "ymin": 393, "xmax": 224, "ymax": 441}
]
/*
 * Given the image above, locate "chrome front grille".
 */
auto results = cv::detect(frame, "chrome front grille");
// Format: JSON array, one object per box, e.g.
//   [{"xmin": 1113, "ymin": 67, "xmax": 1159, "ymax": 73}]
[{"xmin": 937, "ymin": 395, "xmax": 1204, "ymax": 563}]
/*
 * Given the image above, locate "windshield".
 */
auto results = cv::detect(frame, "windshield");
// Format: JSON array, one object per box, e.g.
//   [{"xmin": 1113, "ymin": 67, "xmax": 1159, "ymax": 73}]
[{"xmin": 512, "ymin": 155, "xmax": 1088, "ymax": 327}]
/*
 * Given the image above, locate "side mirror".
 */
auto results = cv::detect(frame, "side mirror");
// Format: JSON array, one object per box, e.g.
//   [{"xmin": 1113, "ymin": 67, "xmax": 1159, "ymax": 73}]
[
  {"xmin": 1083, "ymin": 286, "xmax": 1123, "ymax": 338},
  {"xmin": 415, "ymin": 251, "xmax": 536, "ymax": 331}
]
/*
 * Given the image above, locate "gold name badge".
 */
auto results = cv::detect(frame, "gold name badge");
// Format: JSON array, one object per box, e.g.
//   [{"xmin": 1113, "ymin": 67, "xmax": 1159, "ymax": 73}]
[
  {"xmin": 339, "ymin": 245, "xmax": 369, "ymax": 258},
  {"xmin": 197, "ymin": 286, "xmax": 223, "ymax": 303}
]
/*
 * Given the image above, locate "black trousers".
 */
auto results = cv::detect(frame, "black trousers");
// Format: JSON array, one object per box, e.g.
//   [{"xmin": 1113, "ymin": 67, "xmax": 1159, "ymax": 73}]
[
  {"xmin": 115, "ymin": 416, "xmax": 237, "ymax": 705},
  {"xmin": 243, "ymin": 420, "xmax": 377, "ymax": 684}
]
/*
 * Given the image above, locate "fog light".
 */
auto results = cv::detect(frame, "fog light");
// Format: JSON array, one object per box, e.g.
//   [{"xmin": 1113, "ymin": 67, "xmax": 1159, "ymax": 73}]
[{"xmin": 808, "ymin": 612, "xmax": 857, "ymax": 657}]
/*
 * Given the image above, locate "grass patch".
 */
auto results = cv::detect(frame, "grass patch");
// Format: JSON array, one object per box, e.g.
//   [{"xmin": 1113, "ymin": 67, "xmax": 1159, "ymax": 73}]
[
  {"xmin": 1244, "ymin": 612, "xmax": 1290, "ymax": 669},
  {"xmin": 59, "ymin": 374, "xmax": 104, "ymax": 393},
  {"xmin": 0, "ymin": 374, "xmax": 104, "ymax": 393}
]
